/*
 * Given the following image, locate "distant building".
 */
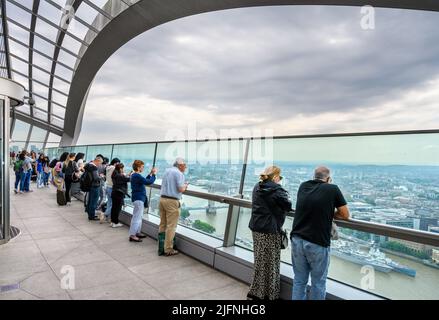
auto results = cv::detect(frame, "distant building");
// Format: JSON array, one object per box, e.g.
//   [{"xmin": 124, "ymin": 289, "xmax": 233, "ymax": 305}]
[
  {"xmin": 388, "ymin": 238, "xmax": 431, "ymax": 255},
  {"xmin": 384, "ymin": 219, "xmax": 414, "ymax": 229},
  {"xmin": 413, "ymin": 217, "xmax": 438, "ymax": 231}
]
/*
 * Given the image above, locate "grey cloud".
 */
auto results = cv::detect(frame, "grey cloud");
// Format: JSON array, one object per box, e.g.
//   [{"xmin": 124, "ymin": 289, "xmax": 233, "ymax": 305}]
[{"xmin": 86, "ymin": 6, "xmax": 439, "ymax": 127}]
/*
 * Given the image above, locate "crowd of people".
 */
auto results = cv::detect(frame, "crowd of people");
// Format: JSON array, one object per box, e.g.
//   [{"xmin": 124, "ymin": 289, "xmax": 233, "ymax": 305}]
[
  {"xmin": 10, "ymin": 149, "xmax": 350, "ymax": 299},
  {"xmin": 10, "ymin": 150, "xmax": 186, "ymax": 254}
]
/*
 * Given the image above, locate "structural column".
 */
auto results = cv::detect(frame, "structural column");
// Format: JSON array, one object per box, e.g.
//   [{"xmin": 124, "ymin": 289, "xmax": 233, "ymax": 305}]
[{"xmin": 0, "ymin": 77, "xmax": 24, "ymax": 244}]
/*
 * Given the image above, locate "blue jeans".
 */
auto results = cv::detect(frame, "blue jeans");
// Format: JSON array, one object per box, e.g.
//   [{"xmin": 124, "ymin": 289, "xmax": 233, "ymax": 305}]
[
  {"xmin": 14, "ymin": 171, "xmax": 22, "ymax": 190},
  {"xmin": 129, "ymin": 200, "xmax": 144, "ymax": 236},
  {"xmin": 21, "ymin": 170, "xmax": 31, "ymax": 192},
  {"xmin": 104, "ymin": 186, "xmax": 113, "ymax": 217},
  {"xmin": 291, "ymin": 235, "xmax": 330, "ymax": 300},
  {"xmin": 43, "ymin": 172, "xmax": 50, "ymax": 185},
  {"xmin": 19, "ymin": 171, "xmax": 26, "ymax": 191},
  {"xmin": 37, "ymin": 171, "xmax": 44, "ymax": 187},
  {"xmin": 86, "ymin": 186, "xmax": 100, "ymax": 220}
]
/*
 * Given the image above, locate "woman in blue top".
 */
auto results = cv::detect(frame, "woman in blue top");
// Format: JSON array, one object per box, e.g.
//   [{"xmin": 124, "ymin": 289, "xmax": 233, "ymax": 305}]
[
  {"xmin": 129, "ymin": 160, "xmax": 157, "ymax": 242},
  {"xmin": 36, "ymin": 153, "xmax": 45, "ymax": 188}
]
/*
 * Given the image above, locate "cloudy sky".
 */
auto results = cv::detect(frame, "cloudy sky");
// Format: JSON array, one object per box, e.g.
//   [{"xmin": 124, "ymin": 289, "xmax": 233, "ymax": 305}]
[{"xmin": 77, "ymin": 5, "xmax": 439, "ymax": 145}]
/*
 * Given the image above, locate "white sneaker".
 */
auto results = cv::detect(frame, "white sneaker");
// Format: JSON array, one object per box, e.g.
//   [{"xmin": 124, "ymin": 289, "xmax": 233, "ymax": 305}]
[{"xmin": 111, "ymin": 223, "xmax": 124, "ymax": 228}]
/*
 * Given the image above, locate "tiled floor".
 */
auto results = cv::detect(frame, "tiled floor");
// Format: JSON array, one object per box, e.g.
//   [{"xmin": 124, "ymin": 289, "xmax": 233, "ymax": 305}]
[{"xmin": 0, "ymin": 179, "xmax": 249, "ymax": 300}]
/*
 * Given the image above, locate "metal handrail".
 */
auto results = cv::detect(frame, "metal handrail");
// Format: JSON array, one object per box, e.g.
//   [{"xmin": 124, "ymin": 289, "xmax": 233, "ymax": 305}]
[{"xmin": 149, "ymin": 184, "xmax": 439, "ymax": 247}]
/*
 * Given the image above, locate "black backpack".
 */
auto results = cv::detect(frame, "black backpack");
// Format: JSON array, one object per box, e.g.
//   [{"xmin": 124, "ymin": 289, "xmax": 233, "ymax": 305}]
[{"xmin": 80, "ymin": 169, "xmax": 93, "ymax": 192}]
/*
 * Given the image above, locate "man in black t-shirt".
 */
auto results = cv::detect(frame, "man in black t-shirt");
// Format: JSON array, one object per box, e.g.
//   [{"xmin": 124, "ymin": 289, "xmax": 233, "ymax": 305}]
[{"xmin": 291, "ymin": 166, "xmax": 350, "ymax": 300}]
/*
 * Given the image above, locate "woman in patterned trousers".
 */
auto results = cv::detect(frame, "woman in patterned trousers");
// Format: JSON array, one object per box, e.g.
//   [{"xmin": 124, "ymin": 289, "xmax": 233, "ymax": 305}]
[{"xmin": 247, "ymin": 166, "xmax": 292, "ymax": 300}]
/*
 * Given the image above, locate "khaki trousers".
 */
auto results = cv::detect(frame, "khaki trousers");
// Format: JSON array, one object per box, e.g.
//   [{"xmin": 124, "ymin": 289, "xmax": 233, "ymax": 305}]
[{"xmin": 159, "ymin": 197, "xmax": 180, "ymax": 253}]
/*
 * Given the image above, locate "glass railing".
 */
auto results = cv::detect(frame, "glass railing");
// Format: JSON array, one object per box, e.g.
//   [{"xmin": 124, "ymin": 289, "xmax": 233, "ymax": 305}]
[{"xmin": 45, "ymin": 130, "xmax": 439, "ymax": 300}]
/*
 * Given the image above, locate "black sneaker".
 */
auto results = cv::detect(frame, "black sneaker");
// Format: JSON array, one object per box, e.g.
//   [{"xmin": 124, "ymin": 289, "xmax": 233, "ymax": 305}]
[{"xmin": 88, "ymin": 216, "xmax": 99, "ymax": 221}]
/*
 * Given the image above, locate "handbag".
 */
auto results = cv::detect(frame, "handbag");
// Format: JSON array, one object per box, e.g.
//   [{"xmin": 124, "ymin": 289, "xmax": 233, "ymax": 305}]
[{"xmin": 280, "ymin": 229, "xmax": 289, "ymax": 249}]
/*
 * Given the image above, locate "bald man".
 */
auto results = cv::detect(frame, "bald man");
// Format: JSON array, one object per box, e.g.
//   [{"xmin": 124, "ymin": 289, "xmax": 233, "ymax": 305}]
[{"xmin": 290, "ymin": 166, "xmax": 350, "ymax": 300}]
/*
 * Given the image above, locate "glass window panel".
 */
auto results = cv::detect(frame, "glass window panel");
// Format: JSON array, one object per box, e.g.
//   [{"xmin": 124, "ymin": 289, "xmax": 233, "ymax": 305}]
[
  {"xmin": 47, "ymin": 132, "xmax": 61, "ymax": 144},
  {"xmin": 56, "ymin": 49, "xmax": 76, "ymax": 69},
  {"xmin": 32, "ymin": 96, "xmax": 48, "ymax": 111},
  {"xmin": 29, "ymin": 142, "xmax": 44, "ymax": 153},
  {"xmin": 32, "ymin": 66, "xmax": 50, "ymax": 84},
  {"xmin": 11, "ymin": 72, "xmax": 28, "ymax": 89},
  {"xmin": 33, "ymin": 110, "xmax": 49, "ymax": 121},
  {"xmin": 329, "ymin": 230, "xmax": 438, "ymax": 300},
  {"xmin": 29, "ymin": 126, "xmax": 47, "ymax": 143},
  {"xmin": 62, "ymin": 33, "xmax": 82, "ymax": 56},
  {"xmin": 244, "ymin": 134, "xmax": 439, "ymax": 207},
  {"xmin": 55, "ymin": 62, "xmax": 73, "ymax": 81},
  {"xmin": 35, "ymin": 18, "xmax": 59, "ymax": 42},
  {"xmin": 51, "ymin": 91, "xmax": 67, "ymax": 106},
  {"xmin": 110, "ymin": 143, "xmax": 155, "ymax": 205},
  {"xmin": 74, "ymin": 2, "xmax": 99, "ymax": 25},
  {"xmin": 93, "ymin": 0, "xmax": 109, "ymax": 8},
  {"xmin": 148, "ymin": 188, "xmax": 227, "ymax": 240},
  {"xmin": 12, "ymin": 119, "xmax": 31, "ymax": 141},
  {"xmin": 45, "ymin": 143, "xmax": 60, "ymax": 157},
  {"xmin": 234, "ymin": 205, "xmax": 439, "ymax": 300},
  {"xmin": 50, "ymin": 116, "xmax": 64, "ymax": 128},
  {"xmin": 67, "ymin": 17, "xmax": 92, "ymax": 42},
  {"xmin": 10, "ymin": 141, "xmax": 26, "ymax": 154},
  {"xmin": 6, "ymin": 2, "xmax": 32, "ymax": 29},
  {"xmin": 71, "ymin": 146, "xmax": 87, "ymax": 156},
  {"xmin": 9, "ymin": 39, "xmax": 29, "ymax": 59},
  {"xmin": 111, "ymin": 143, "xmax": 156, "ymax": 172},
  {"xmin": 31, "ymin": 82, "xmax": 49, "ymax": 99},
  {"xmin": 52, "ymin": 77, "xmax": 70, "ymax": 93},
  {"xmin": 235, "ymin": 133, "xmax": 439, "ymax": 299},
  {"xmin": 33, "ymin": 36, "xmax": 55, "ymax": 57},
  {"xmin": 7, "ymin": 22, "xmax": 30, "ymax": 45},
  {"xmin": 52, "ymin": 104, "xmax": 65, "ymax": 117},
  {"xmin": 10, "ymin": 56, "xmax": 29, "ymax": 75},
  {"xmin": 39, "ymin": 0, "xmax": 63, "ymax": 24},
  {"xmin": 13, "ymin": 0, "xmax": 33, "ymax": 10},
  {"xmin": 85, "ymin": 145, "xmax": 113, "ymax": 162},
  {"xmin": 32, "ymin": 51, "xmax": 53, "ymax": 71},
  {"xmin": 49, "ymin": 0, "xmax": 68, "ymax": 7},
  {"xmin": 155, "ymin": 140, "xmax": 246, "ymax": 196}
]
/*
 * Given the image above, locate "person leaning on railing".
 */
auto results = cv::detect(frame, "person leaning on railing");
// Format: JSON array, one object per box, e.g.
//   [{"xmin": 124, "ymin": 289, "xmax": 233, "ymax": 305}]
[
  {"xmin": 159, "ymin": 157, "xmax": 189, "ymax": 256},
  {"xmin": 291, "ymin": 166, "xmax": 350, "ymax": 300},
  {"xmin": 247, "ymin": 166, "xmax": 292, "ymax": 301}
]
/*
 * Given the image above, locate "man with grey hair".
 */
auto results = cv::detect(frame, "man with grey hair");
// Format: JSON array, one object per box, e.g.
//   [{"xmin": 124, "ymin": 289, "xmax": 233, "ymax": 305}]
[
  {"xmin": 291, "ymin": 166, "xmax": 350, "ymax": 300},
  {"xmin": 158, "ymin": 157, "xmax": 189, "ymax": 256}
]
